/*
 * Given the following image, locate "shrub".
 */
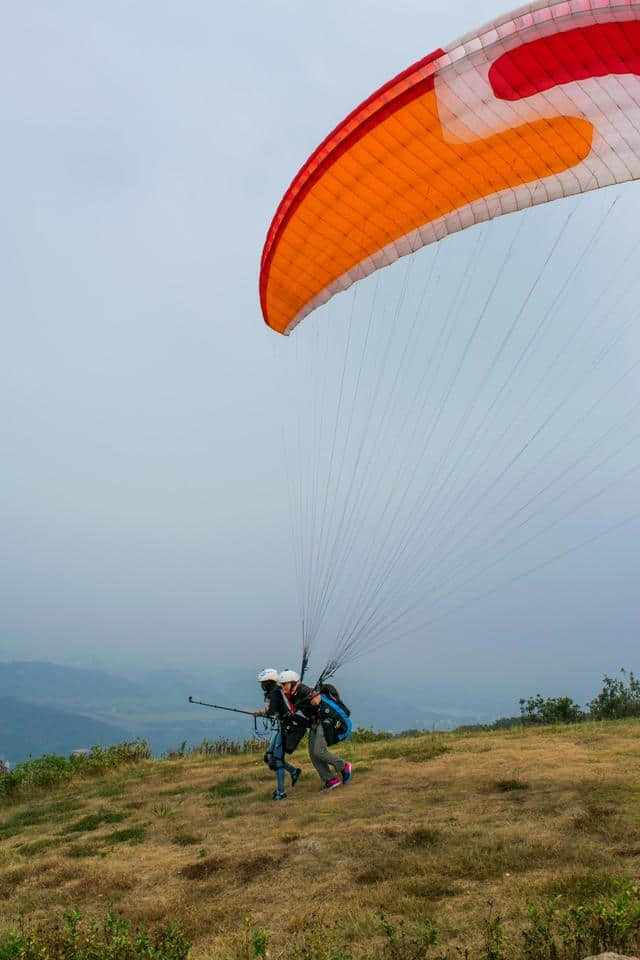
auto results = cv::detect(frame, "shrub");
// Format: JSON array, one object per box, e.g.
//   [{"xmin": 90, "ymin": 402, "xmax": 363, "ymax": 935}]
[
  {"xmin": 0, "ymin": 908, "xmax": 190, "ymax": 960},
  {"xmin": 182, "ymin": 737, "xmax": 263, "ymax": 758},
  {"xmin": 522, "ymin": 879, "xmax": 640, "ymax": 959},
  {"xmin": 519, "ymin": 695, "xmax": 585, "ymax": 725},
  {"xmin": 588, "ymin": 668, "xmax": 640, "ymax": 720},
  {"xmin": 0, "ymin": 742, "xmax": 150, "ymax": 799}
]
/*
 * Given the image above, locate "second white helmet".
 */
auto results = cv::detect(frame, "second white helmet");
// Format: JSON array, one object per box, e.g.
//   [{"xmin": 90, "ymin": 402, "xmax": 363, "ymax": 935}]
[{"xmin": 278, "ymin": 669, "xmax": 300, "ymax": 685}]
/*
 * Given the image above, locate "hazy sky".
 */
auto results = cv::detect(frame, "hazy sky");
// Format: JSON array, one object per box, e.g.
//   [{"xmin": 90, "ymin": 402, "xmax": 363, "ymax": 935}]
[{"xmin": 1, "ymin": 1, "xmax": 639, "ymax": 717}]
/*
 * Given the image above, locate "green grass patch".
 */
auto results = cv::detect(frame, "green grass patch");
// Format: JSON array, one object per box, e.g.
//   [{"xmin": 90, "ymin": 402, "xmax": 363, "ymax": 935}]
[
  {"xmin": 372, "ymin": 737, "xmax": 450, "ymax": 763},
  {"xmin": 94, "ymin": 782, "xmax": 125, "ymax": 798},
  {"xmin": 207, "ymin": 777, "xmax": 253, "ymax": 798},
  {"xmin": 106, "ymin": 825, "xmax": 147, "ymax": 845},
  {"xmin": 0, "ymin": 799, "xmax": 84, "ymax": 839},
  {"xmin": 62, "ymin": 810, "xmax": 126, "ymax": 834},
  {"xmin": 543, "ymin": 871, "xmax": 627, "ymax": 904},
  {"xmin": 17, "ymin": 836, "xmax": 65, "ymax": 857}
]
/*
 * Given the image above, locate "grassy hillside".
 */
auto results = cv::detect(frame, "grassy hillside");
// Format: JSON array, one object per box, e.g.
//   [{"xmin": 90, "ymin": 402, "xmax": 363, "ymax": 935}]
[{"xmin": 1, "ymin": 721, "xmax": 639, "ymax": 958}]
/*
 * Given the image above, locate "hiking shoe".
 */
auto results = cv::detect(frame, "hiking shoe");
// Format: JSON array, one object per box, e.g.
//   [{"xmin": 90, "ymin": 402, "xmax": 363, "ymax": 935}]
[
  {"xmin": 272, "ymin": 790, "xmax": 288, "ymax": 801},
  {"xmin": 291, "ymin": 768, "xmax": 302, "ymax": 787},
  {"xmin": 342, "ymin": 762, "xmax": 352, "ymax": 784},
  {"xmin": 321, "ymin": 777, "xmax": 341, "ymax": 791}
]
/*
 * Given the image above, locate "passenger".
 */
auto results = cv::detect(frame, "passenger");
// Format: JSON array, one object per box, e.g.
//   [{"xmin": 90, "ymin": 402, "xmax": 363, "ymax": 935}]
[{"xmin": 254, "ymin": 668, "xmax": 301, "ymax": 801}]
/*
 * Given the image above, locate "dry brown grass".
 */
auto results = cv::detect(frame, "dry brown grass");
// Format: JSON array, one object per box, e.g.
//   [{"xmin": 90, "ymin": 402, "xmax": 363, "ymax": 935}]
[{"xmin": 1, "ymin": 721, "xmax": 639, "ymax": 957}]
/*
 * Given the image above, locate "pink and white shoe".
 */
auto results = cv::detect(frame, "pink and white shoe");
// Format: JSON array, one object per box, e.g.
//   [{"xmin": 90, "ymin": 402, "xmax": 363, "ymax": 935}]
[
  {"xmin": 342, "ymin": 762, "xmax": 352, "ymax": 784},
  {"xmin": 321, "ymin": 777, "xmax": 341, "ymax": 791}
]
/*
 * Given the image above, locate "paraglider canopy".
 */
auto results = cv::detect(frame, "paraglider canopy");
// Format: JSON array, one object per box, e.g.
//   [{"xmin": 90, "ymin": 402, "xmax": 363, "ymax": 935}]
[{"xmin": 260, "ymin": 0, "xmax": 640, "ymax": 336}]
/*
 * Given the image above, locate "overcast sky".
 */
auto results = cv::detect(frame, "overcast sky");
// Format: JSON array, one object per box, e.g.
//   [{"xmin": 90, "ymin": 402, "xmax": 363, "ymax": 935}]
[{"xmin": 1, "ymin": 1, "xmax": 639, "ymax": 719}]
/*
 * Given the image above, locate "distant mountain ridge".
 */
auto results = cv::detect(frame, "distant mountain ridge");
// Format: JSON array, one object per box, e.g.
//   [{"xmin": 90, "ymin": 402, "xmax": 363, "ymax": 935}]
[
  {"xmin": 0, "ymin": 661, "xmax": 243, "ymax": 759},
  {"xmin": 0, "ymin": 696, "xmax": 131, "ymax": 766},
  {"xmin": 0, "ymin": 660, "xmax": 143, "ymax": 710}
]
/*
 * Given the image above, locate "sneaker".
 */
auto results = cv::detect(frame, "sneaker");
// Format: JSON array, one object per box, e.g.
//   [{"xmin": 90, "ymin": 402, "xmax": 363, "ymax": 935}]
[
  {"xmin": 342, "ymin": 762, "xmax": 352, "ymax": 784},
  {"xmin": 291, "ymin": 768, "xmax": 302, "ymax": 788},
  {"xmin": 272, "ymin": 790, "xmax": 288, "ymax": 801},
  {"xmin": 321, "ymin": 777, "xmax": 341, "ymax": 791}
]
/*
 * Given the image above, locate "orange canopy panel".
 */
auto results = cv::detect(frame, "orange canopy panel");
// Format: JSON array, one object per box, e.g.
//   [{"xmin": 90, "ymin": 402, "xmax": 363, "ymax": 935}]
[{"xmin": 260, "ymin": 0, "xmax": 640, "ymax": 335}]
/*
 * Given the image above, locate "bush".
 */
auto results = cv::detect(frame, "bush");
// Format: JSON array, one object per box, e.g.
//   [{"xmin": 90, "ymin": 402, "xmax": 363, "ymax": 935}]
[
  {"xmin": 0, "ymin": 741, "xmax": 150, "ymax": 799},
  {"xmin": 0, "ymin": 908, "xmax": 190, "ymax": 960},
  {"xmin": 522, "ymin": 879, "xmax": 640, "ymax": 959},
  {"xmin": 519, "ymin": 695, "xmax": 585, "ymax": 725},
  {"xmin": 171, "ymin": 737, "xmax": 263, "ymax": 758},
  {"xmin": 588, "ymin": 669, "xmax": 640, "ymax": 720}
]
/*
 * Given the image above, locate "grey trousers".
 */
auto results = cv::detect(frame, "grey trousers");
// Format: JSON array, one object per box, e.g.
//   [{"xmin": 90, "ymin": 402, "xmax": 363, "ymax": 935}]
[{"xmin": 308, "ymin": 722, "xmax": 345, "ymax": 781}]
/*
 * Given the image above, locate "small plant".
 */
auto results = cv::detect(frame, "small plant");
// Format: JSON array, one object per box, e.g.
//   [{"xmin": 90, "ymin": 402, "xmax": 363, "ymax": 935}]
[
  {"xmin": 379, "ymin": 912, "xmax": 439, "ymax": 960},
  {"xmin": 153, "ymin": 804, "xmax": 170, "ymax": 818},
  {"xmin": 482, "ymin": 903, "xmax": 506, "ymax": 960},
  {"xmin": 239, "ymin": 917, "xmax": 270, "ymax": 959}
]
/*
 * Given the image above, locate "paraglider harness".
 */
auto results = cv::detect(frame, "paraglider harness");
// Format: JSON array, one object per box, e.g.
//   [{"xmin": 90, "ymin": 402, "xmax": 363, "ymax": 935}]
[
  {"xmin": 316, "ymin": 683, "xmax": 352, "ymax": 746},
  {"xmin": 293, "ymin": 681, "xmax": 352, "ymax": 747}
]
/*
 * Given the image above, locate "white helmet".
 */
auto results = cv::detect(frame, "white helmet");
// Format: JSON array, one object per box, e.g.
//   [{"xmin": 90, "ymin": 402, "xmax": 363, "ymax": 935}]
[
  {"xmin": 258, "ymin": 668, "xmax": 279, "ymax": 683},
  {"xmin": 278, "ymin": 669, "xmax": 300, "ymax": 685}
]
